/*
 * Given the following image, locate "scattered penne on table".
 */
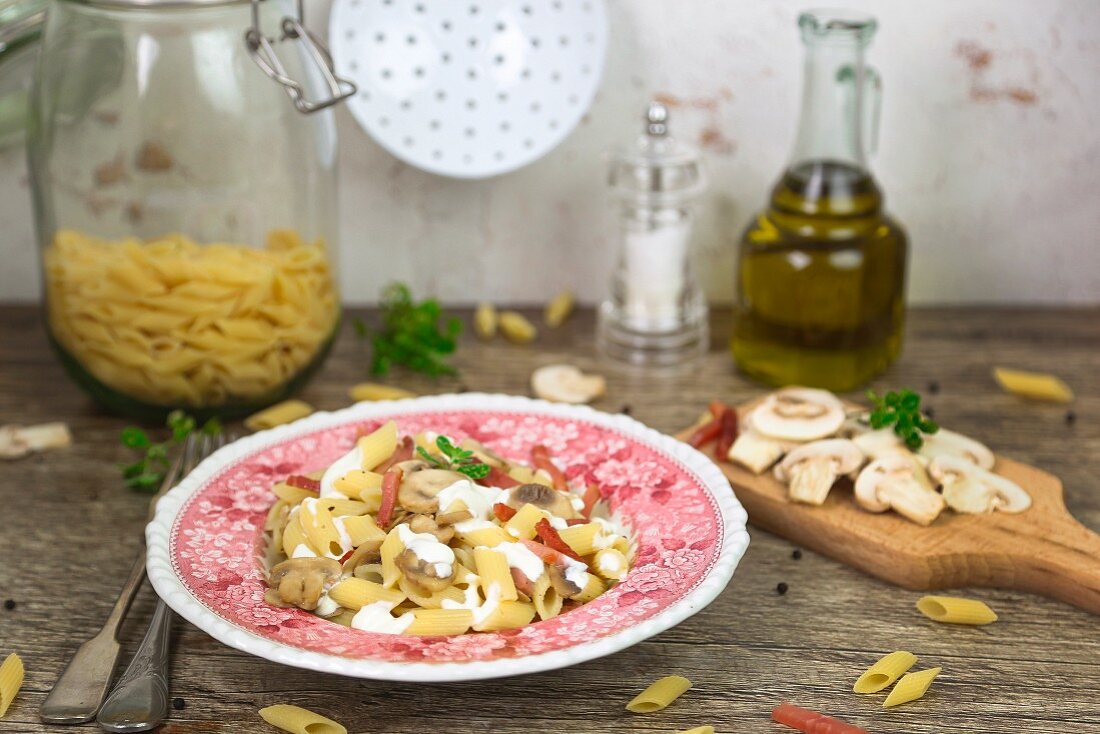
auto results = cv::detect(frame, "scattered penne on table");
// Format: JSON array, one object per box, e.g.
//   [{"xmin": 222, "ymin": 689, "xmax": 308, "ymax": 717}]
[
  {"xmin": 626, "ymin": 675, "xmax": 693, "ymax": 713},
  {"xmin": 853, "ymin": 650, "xmax": 918, "ymax": 693},
  {"xmin": 245, "ymin": 400, "xmax": 315, "ymax": 431},
  {"xmin": 883, "ymin": 667, "xmax": 942, "ymax": 708},
  {"xmin": 258, "ymin": 704, "xmax": 346, "ymax": 734},
  {"xmin": 916, "ymin": 595, "xmax": 998, "ymax": 625},
  {"xmin": 0, "ymin": 653, "xmax": 24, "ymax": 718}
]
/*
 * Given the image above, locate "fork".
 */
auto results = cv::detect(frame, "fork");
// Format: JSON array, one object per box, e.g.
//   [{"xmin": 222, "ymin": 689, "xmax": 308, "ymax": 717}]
[
  {"xmin": 96, "ymin": 432, "xmax": 227, "ymax": 733},
  {"xmin": 38, "ymin": 433, "xmax": 220, "ymax": 725}
]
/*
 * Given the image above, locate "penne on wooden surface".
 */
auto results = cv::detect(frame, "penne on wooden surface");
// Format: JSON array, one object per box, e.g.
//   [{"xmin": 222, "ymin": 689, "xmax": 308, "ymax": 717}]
[
  {"xmin": 853, "ymin": 651, "xmax": 918, "ymax": 694},
  {"xmin": 883, "ymin": 667, "xmax": 942, "ymax": 708},
  {"xmin": 258, "ymin": 704, "xmax": 347, "ymax": 734},
  {"xmin": 626, "ymin": 675, "xmax": 693, "ymax": 713},
  {"xmin": 916, "ymin": 596, "xmax": 998, "ymax": 625}
]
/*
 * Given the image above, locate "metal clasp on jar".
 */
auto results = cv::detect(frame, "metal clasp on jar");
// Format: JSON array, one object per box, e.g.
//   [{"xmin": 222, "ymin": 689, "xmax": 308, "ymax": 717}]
[{"xmin": 245, "ymin": 0, "xmax": 356, "ymax": 113}]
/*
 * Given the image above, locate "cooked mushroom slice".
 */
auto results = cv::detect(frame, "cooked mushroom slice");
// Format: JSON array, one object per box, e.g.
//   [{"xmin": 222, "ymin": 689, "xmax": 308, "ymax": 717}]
[
  {"xmin": 531, "ymin": 364, "xmax": 607, "ymax": 404},
  {"xmin": 268, "ymin": 557, "xmax": 342, "ymax": 610},
  {"xmin": 774, "ymin": 439, "xmax": 864, "ymax": 506},
  {"xmin": 928, "ymin": 456, "xmax": 1031, "ymax": 514},
  {"xmin": 918, "ymin": 429, "xmax": 995, "ymax": 470},
  {"xmin": 395, "ymin": 548, "xmax": 455, "ymax": 594},
  {"xmin": 854, "ymin": 455, "xmax": 945, "ymax": 526},
  {"xmin": 340, "ymin": 541, "xmax": 382, "ymax": 575},
  {"xmin": 436, "ymin": 508, "xmax": 475, "ymax": 526},
  {"xmin": 408, "ymin": 513, "xmax": 455, "ymax": 544},
  {"xmin": 727, "ymin": 431, "xmax": 789, "ymax": 474},
  {"xmin": 852, "ymin": 428, "xmax": 906, "ymax": 460},
  {"xmin": 548, "ymin": 564, "xmax": 583, "ymax": 598},
  {"xmin": 458, "ymin": 437, "xmax": 508, "ymax": 469},
  {"xmin": 506, "ymin": 483, "xmax": 576, "ymax": 518},
  {"xmin": 749, "ymin": 387, "xmax": 846, "ymax": 442},
  {"xmin": 397, "ymin": 467, "xmax": 468, "ymax": 513}
]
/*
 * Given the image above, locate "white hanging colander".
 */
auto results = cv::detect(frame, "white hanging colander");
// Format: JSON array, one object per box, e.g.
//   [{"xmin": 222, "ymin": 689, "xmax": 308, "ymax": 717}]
[{"xmin": 330, "ymin": 0, "xmax": 608, "ymax": 179}]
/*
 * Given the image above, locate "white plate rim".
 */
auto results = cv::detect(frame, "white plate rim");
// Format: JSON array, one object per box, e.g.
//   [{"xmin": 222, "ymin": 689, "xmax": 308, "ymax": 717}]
[{"xmin": 146, "ymin": 392, "xmax": 750, "ymax": 682}]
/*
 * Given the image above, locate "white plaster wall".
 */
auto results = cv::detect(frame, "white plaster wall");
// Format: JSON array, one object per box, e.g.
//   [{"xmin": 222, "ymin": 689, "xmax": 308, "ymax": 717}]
[{"xmin": 0, "ymin": 0, "xmax": 1097, "ymax": 304}]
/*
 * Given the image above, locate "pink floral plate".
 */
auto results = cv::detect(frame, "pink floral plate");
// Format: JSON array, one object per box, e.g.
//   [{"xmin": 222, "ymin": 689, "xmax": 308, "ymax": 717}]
[{"xmin": 146, "ymin": 393, "xmax": 749, "ymax": 681}]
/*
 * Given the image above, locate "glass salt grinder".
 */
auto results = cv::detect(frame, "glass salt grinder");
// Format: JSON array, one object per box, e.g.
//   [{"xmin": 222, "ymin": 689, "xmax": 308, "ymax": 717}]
[{"xmin": 597, "ymin": 102, "xmax": 708, "ymax": 367}]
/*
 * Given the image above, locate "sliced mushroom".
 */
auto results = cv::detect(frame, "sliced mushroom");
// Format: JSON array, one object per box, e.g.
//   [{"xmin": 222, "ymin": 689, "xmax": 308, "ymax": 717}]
[
  {"xmin": 548, "ymin": 564, "xmax": 582, "ymax": 598},
  {"xmin": 928, "ymin": 456, "xmax": 1031, "ymax": 514},
  {"xmin": 0, "ymin": 422, "xmax": 72, "ymax": 459},
  {"xmin": 436, "ymin": 508, "xmax": 475, "ymax": 526},
  {"xmin": 749, "ymin": 387, "xmax": 846, "ymax": 442},
  {"xmin": 458, "ymin": 437, "xmax": 508, "ymax": 468},
  {"xmin": 727, "ymin": 431, "xmax": 789, "ymax": 474},
  {"xmin": 854, "ymin": 455, "xmax": 945, "ymax": 526},
  {"xmin": 852, "ymin": 428, "xmax": 907, "ymax": 460},
  {"xmin": 506, "ymin": 483, "xmax": 576, "ymax": 518},
  {"xmin": 340, "ymin": 541, "xmax": 381, "ymax": 575},
  {"xmin": 918, "ymin": 429, "xmax": 995, "ymax": 470},
  {"xmin": 395, "ymin": 548, "xmax": 455, "ymax": 594},
  {"xmin": 397, "ymin": 467, "xmax": 468, "ymax": 513},
  {"xmin": 408, "ymin": 513, "xmax": 455, "ymax": 544},
  {"xmin": 531, "ymin": 364, "xmax": 607, "ymax": 404},
  {"xmin": 774, "ymin": 439, "xmax": 864, "ymax": 506},
  {"xmin": 268, "ymin": 557, "xmax": 342, "ymax": 610}
]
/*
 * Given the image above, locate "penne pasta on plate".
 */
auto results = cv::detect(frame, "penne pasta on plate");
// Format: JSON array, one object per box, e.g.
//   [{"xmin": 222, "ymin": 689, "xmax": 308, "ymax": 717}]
[{"xmin": 261, "ymin": 423, "xmax": 634, "ymax": 635}]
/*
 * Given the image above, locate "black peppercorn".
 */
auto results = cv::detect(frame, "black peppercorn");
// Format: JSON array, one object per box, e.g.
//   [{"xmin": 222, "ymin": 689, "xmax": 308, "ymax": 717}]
[
  {"xmin": 924, "ymin": 406, "xmax": 935, "ymax": 420},
  {"xmin": 172, "ymin": 698, "xmax": 186, "ymax": 711},
  {"xmin": 791, "ymin": 549, "xmax": 802, "ymax": 560},
  {"xmin": 620, "ymin": 404, "xmax": 633, "ymax": 416},
  {"xmin": 3, "ymin": 599, "xmax": 14, "ymax": 611},
  {"xmin": 927, "ymin": 380, "xmax": 940, "ymax": 394},
  {"xmin": 776, "ymin": 582, "xmax": 789, "ymax": 595},
  {"xmin": 1065, "ymin": 410, "xmax": 1077, "ymax": 426}
]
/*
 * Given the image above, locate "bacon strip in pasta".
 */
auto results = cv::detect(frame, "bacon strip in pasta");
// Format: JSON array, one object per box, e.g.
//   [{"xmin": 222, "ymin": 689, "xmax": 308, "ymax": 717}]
[
  {"xmin": 285, "ymin": 475, "xmax": 320, "ymax": 492},
  {"xmin": 378, "ymin": 468, "xmax": 401, "ymax": 528},
  {"xmin": 531, "ymin": 445, "xmax": 568, "ymax": 490}
]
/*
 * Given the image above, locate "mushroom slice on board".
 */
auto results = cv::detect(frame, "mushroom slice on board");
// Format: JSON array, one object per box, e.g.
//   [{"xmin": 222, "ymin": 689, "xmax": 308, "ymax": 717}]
[
  {"xmin": 749, "ymin": 387, "xmax": 846, "ymax": 442},
  {"xmin": 854, "ymin": 455, "xmax": 945, "ymax": 526},
  {"xmin": 918, "ymin": 428, "xmax": 995, "ymax": 470},
  {"xmin": 727, "ymin": 431, "xmax": 789, "ymax": 475},
  {"xmin": 531, "ymin": 364, "xmax": 607, "ymax": 404},
  {"xmin": 774, "ymin": 438, "xmax": 864, "ymax": 506},
  {"xmin": 852, "ymin": 428, "xmax": 907, "ymax": 461},
  {"xmin": 928, "ymin": 455, "xmax": 1031, "ymax": 514},
  {"xmin": 268, "ymin": 557, "xmax": 342, "ymax": 610}
]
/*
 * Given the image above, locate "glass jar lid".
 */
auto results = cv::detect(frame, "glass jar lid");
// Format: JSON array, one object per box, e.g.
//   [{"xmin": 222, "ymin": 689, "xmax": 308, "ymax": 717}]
[{"xmin": 607, "ymin": 102, "xmax": 706, "ymax": 206}]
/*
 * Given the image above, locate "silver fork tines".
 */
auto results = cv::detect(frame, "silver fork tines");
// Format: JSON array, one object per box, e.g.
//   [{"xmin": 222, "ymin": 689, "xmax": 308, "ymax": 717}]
[{"xmin": 96, "ymin": 433, "xmax": 227, "ymax": 733}]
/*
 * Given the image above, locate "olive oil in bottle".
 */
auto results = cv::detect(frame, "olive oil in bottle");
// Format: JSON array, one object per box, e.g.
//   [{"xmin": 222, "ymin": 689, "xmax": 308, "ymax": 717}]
[{"xmin": 731, "ymin": 11, "xmax": 907, "ymax": 391}]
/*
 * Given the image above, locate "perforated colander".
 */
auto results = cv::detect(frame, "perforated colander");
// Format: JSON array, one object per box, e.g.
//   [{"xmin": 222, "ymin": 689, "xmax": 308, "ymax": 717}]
[{"xmin": 330, "ymin": 0, "xmax": 607, "ymax": 179}]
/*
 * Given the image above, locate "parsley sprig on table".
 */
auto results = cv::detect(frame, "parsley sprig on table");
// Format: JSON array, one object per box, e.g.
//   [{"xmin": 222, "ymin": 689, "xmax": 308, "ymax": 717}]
[
  {"xmin": 867, "ymin": 388, "xmax": 939, "ymax": 449},
  {"xmin": 119, "ymin": 410, "xmax": 221, "ymax": 492},
  {"xmin": 416, "ymin": 435, "xmax": 492, "ymax": 480},
  {"xmin": 353, "ymin": 283, "xmax": 462, "ymax": 378}
]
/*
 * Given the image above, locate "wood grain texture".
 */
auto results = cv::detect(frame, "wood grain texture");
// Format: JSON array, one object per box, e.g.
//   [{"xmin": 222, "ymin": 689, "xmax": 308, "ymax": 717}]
[{"xmin": 1, "ymin": 305, "xmax": 1098, "ymax": 733}]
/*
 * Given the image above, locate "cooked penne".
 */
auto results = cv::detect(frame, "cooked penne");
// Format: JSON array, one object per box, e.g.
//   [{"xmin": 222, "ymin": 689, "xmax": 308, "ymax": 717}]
[
  {"xmin": 505, "ymin": 503, "xmax": 546, "ymax": 540},
  {"xmin": 244, "ymin": 400, "xmax": 314, "ymax": 431},
  {"xmin": 883, "ymin": 667, "xmax": 942, "ymax": 708},
  {"xmin": 556, "ymin": 522, "xmax": 601, "ymax": 556},
  {"xmin": 262, "ymin": 431, "xmax": 634, "ymax": 635},
  {"xmin": 356, "ymin": 421, "xmax": 398, "ymax": 471},
  {"xmin": 626, "ymin": 675, "xmax": 692, "ymax": 713},
  {"xmin": 474, "ymin": 548, "xmax": 518, "ymax": 602},
  {"xmin": 340, "ymin": 515, "xmax": 385, "ymax": 547},
  {"xmin": 328, "ymin": 578, "xmax": 406, "ymax": 610},
  {"xmin": 406, "ymin": 608, "xmax": 474, "ymax": 635},
  {"xmin": 853, "ymin": 651, "xmax": 918, "ymax": 694},
  {"xmin": 993, "ymin": 367, "xmax": 1074, "ymax": 403},
  {"xmin": 258, "ymin": 704, "xmax": 346, "ymax": 734},
  {"xmin": 916, "ymin": 596, "xmax": 998, "ymax": 625},
  {"xmin": 333, "ymin": 470, "xmax": 383, "ymax": 497},
  {"xmin": 472, "ymin": 600, "xmax": 536, "ymax": 632},
  {"xmin": 379, "ymin": 527, "xmax": 404, "ymax": 588},
  {"xmin": 0, "ymin": 653, "xmax": 24, "ymax": 718},
  {"xmin": 532, "ymin": 571, "xmax": 562, "ymax": 621},
  {"xmin": 676, "ymin": 728, "xmax": 714, "ymax": 734}
]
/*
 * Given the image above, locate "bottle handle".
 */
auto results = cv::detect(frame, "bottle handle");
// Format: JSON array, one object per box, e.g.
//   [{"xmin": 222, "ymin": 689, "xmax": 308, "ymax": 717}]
[{"xmin": 837, "ymin": 62, "xmax": 882, "ymax": 160}]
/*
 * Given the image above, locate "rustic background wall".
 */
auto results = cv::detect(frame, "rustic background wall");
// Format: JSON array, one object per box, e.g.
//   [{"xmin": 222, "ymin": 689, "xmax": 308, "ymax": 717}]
[{"xmin": 0, "ymin": 0, "xmax": 1097, "ymax": 304}]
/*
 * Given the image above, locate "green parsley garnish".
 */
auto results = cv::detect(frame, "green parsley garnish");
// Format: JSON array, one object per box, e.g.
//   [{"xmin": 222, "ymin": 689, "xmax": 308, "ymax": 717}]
[
  {"xmin": 119, "ymin": 410, "xmax": 221, "ymax": 492},
  {"xmin": 866, "ymin": 388, "xmax": 939, "ymax": 450},
  {"xmin": 353, "ymin": 283, "xmax": 462, "ymax": 378},
  {"xmin": 416, "ymin": 435, "xmax": 491, "ymax": 480}
]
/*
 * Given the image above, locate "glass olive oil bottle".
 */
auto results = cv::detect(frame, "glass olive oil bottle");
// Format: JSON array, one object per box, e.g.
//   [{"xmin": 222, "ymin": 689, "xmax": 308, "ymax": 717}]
[{"xmin": 732, "ymin": 10, "xmax": 907, "ymax": 391}]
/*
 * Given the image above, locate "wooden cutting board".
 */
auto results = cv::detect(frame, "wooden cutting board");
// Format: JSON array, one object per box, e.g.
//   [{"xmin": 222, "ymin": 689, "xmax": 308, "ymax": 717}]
[{"xmin": 677, "ymin": 414, "xmax": 1100, "ymax": 616}]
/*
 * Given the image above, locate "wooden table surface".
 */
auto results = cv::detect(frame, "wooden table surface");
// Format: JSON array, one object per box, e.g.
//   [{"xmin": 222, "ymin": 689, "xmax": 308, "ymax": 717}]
[{"xmin": 1, "ymin": 304, "xmax": 1098, "ymax": 734}]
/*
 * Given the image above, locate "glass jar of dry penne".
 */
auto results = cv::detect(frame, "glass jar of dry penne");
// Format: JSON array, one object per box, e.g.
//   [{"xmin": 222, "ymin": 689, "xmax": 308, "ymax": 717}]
[{"xmin": 25, "ymin": 0, "xmax": 354, "ymax": 418}]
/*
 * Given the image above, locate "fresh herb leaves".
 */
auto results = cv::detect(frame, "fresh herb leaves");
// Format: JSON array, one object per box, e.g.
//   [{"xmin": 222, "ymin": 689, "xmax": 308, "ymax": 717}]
[
  {"xmin": 867, "ymin": 388, "xmax": 939, "ymax": 449},
  {"xmin": 354, "ymin": 283, "xmax": 462, "ymax": 378},
  {"xmin": 119, "ymin": 410, "xmax": 221, "ymax": 492},
  {"xmin": 416, "ymin": 435, "xmax": 491, "ymax": 480}
]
